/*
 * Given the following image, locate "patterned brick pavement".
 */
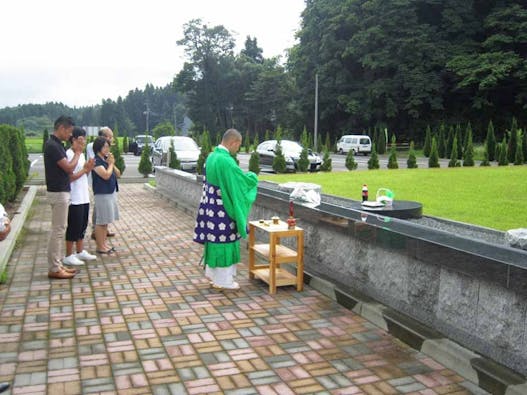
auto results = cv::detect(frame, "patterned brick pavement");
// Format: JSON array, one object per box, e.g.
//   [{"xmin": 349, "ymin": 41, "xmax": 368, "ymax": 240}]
[{"xmin": 0, "ymin": 184, "xmax": 487, "ymax": 394}]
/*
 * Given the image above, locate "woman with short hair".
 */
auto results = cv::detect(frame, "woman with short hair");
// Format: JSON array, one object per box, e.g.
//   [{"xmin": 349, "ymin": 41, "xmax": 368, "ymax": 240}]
[{"xmin": 92, "ymin": 136, "xmax": 120, "ymax": 254}]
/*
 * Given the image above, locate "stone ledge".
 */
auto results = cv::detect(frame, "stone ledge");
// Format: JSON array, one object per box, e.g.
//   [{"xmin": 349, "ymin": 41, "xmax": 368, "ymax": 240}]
[
  {"xmin": 0, "ymin": 186, "xmax": 38, "ymax": 280},
  {"xmin": 297, "ymin": 265, "xmax": 526, "ymax": 395}
]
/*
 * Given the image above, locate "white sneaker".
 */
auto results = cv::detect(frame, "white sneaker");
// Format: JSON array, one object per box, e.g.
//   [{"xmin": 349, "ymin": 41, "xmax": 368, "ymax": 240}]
[
  {"xmin": 63, "ymin": 254, "xmax": 85, "ymax": 266},
  {"xmin": 76, "ymin": 250, "xmax": 97, "ymax": 261}
]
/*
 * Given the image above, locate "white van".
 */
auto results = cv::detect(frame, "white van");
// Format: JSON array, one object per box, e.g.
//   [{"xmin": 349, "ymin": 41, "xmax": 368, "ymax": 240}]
[{"xmin": 336, "ymin": 135, "xmax": 372, "ymax": 155}]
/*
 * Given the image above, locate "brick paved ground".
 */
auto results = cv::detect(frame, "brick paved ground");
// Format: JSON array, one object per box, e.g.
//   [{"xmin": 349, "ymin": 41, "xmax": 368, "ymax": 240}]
[{"xmin": 0, "ymin": 184, "xmax": 487, "ymax": 395}]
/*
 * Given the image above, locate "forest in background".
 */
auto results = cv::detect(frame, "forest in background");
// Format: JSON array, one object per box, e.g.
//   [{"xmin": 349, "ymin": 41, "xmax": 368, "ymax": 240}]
[{"xmin": 0, "ymin": 0, "xmax": 525, "ymax": 145}]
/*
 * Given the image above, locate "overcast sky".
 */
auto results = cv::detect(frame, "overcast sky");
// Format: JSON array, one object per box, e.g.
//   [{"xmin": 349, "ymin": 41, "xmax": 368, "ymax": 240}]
[{"xmin": 0, "ymin": 0, "xmax": 305, "ymax": 109}]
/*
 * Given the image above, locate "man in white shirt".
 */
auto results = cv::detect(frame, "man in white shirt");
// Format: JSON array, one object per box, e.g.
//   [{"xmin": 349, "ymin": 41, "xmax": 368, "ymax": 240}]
[{"xmin": 63, "ymin": 127, "xmax": 96, "ymax": 266}]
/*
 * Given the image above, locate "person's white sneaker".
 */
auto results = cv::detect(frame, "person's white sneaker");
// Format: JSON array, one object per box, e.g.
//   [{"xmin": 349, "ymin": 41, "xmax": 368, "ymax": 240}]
[
  {"xmin": 76, "ymin": 250, "xmax": 97, "ymax": 261},
  {"xmin": 63, "ymin": 254, "xmax": 85, "ymax": 266}
]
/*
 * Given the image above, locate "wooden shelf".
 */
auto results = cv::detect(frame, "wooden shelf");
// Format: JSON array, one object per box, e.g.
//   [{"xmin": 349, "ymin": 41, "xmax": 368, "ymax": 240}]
[
  {"xmin": 251, "ymin": 268, "xmax": 297, "ymax": 287},
  {"xmin": 251, "ymin": 243, "xmax": 298, "ymax": 263},
  {"xmin": 248, "ymin": 220, "xmax": 304, "ymax": 294}
]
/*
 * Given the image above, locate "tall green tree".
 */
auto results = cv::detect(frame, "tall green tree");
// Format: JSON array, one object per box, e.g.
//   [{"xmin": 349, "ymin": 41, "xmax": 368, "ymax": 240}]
[
  {"xmin": 508, "ymin": 117, "xmax": 519, "ymax": 163},
  {"xmin": 345, "ymin": 149, "xmax": 357, "ymax": 170},
  {"xmin": 437, "ymin": 123, "xmax": 446, "ymax": 158},
  {"xmin": 423, "ymin": 125, "xmax": 432, "ymax": 157},
  {"xmin": 367, "ymin": 144, "xmax": 380, "ymax": 170},
  {"xmin": 429, "ymin": 137, "xmax": 440, "ymax": 168},
  {"xmin": 42, "ymin": 129, "xmax": 49, "ymax": 153},
  {"xmin": 320, "ymin": 149, "xmax": 332, "ymax": 172},
  {"xmin": 486, "ymin": 120, "xmax": 497, "ymax": 161},
  {"xmin": 387, "ymin": 135, "xmax": 398, "ymax": 169},
  {"xmin": 514, "ymin": 130, "xmax": 524, "ymax": 165},
  {"xmin": 138, "ymin": 143, "xmax": 152, "ymax": 177},
  {"xmin": 448, "ymin": 136, "xmax": 460, "ymax": 167},
  {"xmin": 462, "ymin": 127, "xmax": 475, "ymax": 167},
  {"xmin": 168, "ymin": 139, "xmax": 181, "ymax": 170},
  {"xmin": 407, "ymin": 141, "xmax": 418, "ymax": 169},
  {"xmin": 110, "ymin": 126, "xmax": 126, "ymax": 175}
]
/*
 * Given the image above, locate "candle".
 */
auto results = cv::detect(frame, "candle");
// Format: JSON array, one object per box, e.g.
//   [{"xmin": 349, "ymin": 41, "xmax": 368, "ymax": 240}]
[{"xmin": 289, "ymin": 200, "xmax": 294, "ymax": 217}]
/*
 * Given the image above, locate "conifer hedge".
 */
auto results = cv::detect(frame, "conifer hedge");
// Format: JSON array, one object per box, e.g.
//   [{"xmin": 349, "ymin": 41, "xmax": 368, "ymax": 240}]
[{"xmin": 0, "ymin": 124, "xmax": 29, "ymax": 205}]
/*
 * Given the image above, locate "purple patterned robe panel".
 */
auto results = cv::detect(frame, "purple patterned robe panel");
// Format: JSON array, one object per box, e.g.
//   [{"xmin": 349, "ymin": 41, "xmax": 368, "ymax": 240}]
[{"xmin": 193, "ymin": 181, "xmax": 240, "ymax": 244}]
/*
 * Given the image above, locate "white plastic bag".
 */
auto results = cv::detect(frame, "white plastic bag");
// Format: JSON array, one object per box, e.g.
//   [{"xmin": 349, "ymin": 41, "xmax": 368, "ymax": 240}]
[
  {"xmin": 505, "ymin": 228, "xmax": 527, "ymax": 250},
  {"xmin": 279, "ymin": 182, "xmax": 321, "ymax": 208}
]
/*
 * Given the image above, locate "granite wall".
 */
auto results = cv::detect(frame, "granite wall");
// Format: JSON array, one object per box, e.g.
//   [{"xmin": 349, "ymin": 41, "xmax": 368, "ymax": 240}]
[{"xmin": 155, "ymin": 167, "xmax": 527, "ymax": 377}]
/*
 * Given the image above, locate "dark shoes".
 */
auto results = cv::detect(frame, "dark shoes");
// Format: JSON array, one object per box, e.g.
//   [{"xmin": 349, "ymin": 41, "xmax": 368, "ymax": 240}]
[{"xmin": 0, "ymin": 382, "xmax": 10, "ymax": 393}]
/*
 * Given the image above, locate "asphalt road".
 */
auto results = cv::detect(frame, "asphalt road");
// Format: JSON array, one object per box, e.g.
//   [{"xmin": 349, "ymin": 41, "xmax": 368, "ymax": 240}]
[{"xmin": 29, "ymin": 151, "xmax": 456, "ymax": 182}]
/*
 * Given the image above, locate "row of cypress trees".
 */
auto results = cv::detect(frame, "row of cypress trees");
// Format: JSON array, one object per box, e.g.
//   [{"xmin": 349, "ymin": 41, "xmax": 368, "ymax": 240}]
[{"xmin": 0, "ymin": 125, "xmax": 30, "ymax": 205}]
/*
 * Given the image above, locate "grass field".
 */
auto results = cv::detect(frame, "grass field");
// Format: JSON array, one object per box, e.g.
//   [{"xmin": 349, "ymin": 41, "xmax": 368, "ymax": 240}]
[
  {"xmin": 261, "ymin": 166, "xmax": 527, "ymax": 231},
  {"xmin": 25, "ymin": 136, "xmax": 127, "ymax": 153}
]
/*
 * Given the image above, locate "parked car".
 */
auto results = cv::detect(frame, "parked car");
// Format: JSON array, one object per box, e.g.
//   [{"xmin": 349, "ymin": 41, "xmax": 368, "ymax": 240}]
[
  {"xmin": 336, "ymin": 135, "xmax": 372, "ymax": 155},
  {"xmin": 256, "ymin": 140, "xmax": 322, "ymax": 172},
  {"xmin": 129, "ymin": 134, "xmax": 155, "ymax": 156},
  {"xmin": 151, "ymin": 136, "xmax": 200, "ymax": 172}
]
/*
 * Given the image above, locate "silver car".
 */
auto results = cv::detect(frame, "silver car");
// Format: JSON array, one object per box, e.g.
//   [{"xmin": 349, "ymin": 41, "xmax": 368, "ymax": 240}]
[
  {"xmin": 151, "ymin": 136, "xmax": 200, "ymax": 172},
  {"xmin": 256, "ymin": 140, "xmax": 322, "ymax": 172}
]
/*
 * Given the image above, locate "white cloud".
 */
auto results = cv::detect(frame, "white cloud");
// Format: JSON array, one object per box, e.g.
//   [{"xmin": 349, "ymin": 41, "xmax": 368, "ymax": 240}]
[{"xmin": 0, "ymin": 0, "xmax": 304, "ymax": 108}]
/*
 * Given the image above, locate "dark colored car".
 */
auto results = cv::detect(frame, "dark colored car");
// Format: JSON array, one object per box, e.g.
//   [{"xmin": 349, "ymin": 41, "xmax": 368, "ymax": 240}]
[
  {"xmin": 256, "ymin": 140, "xmax": 322, "ymax": 172},
  {"xmin": 129, "ymin": 135, "xmax": 155, "ymax": 156}
]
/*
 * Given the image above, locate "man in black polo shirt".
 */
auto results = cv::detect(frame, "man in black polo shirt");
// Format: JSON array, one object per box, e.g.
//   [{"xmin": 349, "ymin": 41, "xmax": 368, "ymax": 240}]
[{"xmin": 44, "ymin": 116, "xmax": 86, "ymax": 279}]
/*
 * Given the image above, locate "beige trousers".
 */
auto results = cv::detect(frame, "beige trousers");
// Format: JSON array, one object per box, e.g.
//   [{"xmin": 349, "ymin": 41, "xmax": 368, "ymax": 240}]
[{"xmin": 47, "ymin": 191, "xmax": 70, "ymax": 273}]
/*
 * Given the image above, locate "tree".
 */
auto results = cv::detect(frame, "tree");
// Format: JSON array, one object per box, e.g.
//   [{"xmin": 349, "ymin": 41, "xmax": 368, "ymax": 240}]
[
  {"xmin": 367, "ymin": 144, "xmax": 379, "ymax": 170},
  {"xmin": 122, "ymin": 136, "xmax": 129, "ymax": 154},
  {"xmin": 197, "ymin": 130, "xmax": 212, "ymax": 175},
  {"xmin": 345, "ymin": 148, "xmax": 357, "ymax": 170},
  {"xmin": 455, "ymin": 124, "xmax": 463, "ymax": 160},
  {"xmin": 423, "ymin": 125, "xmax": 432, "ymax": 157},
  {"xmin": 387, "ymin": 135, "xmax": 398, "ymax": 169},
  {"xmin": 486, "ymin": 121, "xmax": 496, "ymax": 161},
  {"xmin": 320, "ymin": 149, "xmax": 332, "ymax": 172},
  {"xmin": 297, "ymin": 147, "xmax": 309, "ymax": 172},
  {"xmin": 514, "ymin": 131, "xmax": 524, "ymax": 165},
  {"xmin": 429, "ymin": 137, "xmax": 440, "ymax": 168},
  {"xmin": 138, "ymin": 143, "xmax": 153, "ymax": 177},
  {"xmin": 248, "ymin": 151, "xmax": 260, "ymax": 174},
  {"xmin": 480, "ymin": 144, "xmax": 490, "ymax": 166},
  {"xmin": 508, "ymin": 117, "xmax": 519, "ymax": 163},
  {"xmin": 272, "ymin": 141, "xmax": 287, "ymax": 173},
  {"xmin": 407, "ymin": 141, "xmax": 418, "ymax": 168},
  {"xmin": 110, "ymin": 127, "xmax": 126, "ymax": 174},
  {"xmin": 152, "ymin": 121, "xmax": 175, "ymax": 140},
  {"xmin": 498, "ymin": 139, "xmax": 509, "ymax": 166},
  {"xmin": 377, "ymin": 128, "xmax": 387, "ymax": 155},
  {"xmin": 168, "ymin": 138, "xmax": 181, "ymax": 169},
  {"xmin": 7, "ymin": 126, "xmax": 28, "ymax": 197},
  {"xmin": 448, "ymin": 136, "xmax": 460, "ymax": 167},
  {"xmin": 42, "ymin": 129, "xmax": 49, "ymax": 153},
  {"xmin": 0, "ymin": 126, "xmax": 16, "ymax": 202},
  {"xmin": 175, "ymin": 19, "xmax": 236, "ymax": 132},
  {"xmin": 244, "ymin": 130, "xmax": 251, "ymax": 153},
  {"xmin": 523, "ymin": 129, "xmax": 527, "ymax": 163},
  {"xmin": 438, "ymin": 123, "xmax": 446, "ymax": 158},
  {"xmin": 446, "ymin": 125, "xmax": 454, "ymax": 160},
  {"xmin": 462, "ymin": 127, "xmax": 474, "ymax": 167}
]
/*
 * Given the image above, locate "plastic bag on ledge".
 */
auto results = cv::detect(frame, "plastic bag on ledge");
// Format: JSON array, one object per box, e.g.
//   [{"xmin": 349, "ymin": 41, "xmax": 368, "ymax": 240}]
[
  {"xmin": 505, "ymin": 228, "xmax": 527, "ymax": 251},
  {"xmin": 279, "ymin": 182, "xmax": 321, "ymax": 208}
]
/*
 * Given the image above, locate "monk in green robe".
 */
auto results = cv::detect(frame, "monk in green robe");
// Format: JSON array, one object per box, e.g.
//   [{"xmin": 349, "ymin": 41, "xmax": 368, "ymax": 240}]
[{"xmin": 193, "ymin": 129, "xmax": 258, "ymax": 290}]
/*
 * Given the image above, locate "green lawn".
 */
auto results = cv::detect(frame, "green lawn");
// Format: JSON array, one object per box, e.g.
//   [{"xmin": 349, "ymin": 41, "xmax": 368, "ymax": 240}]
[
  {"xmin": 260, "ymin": 166, "xmax": 527, "ymax": 231},
  {"xmin": 25, "ymin": 137, "xmax": 43, "ymax": 153}
]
